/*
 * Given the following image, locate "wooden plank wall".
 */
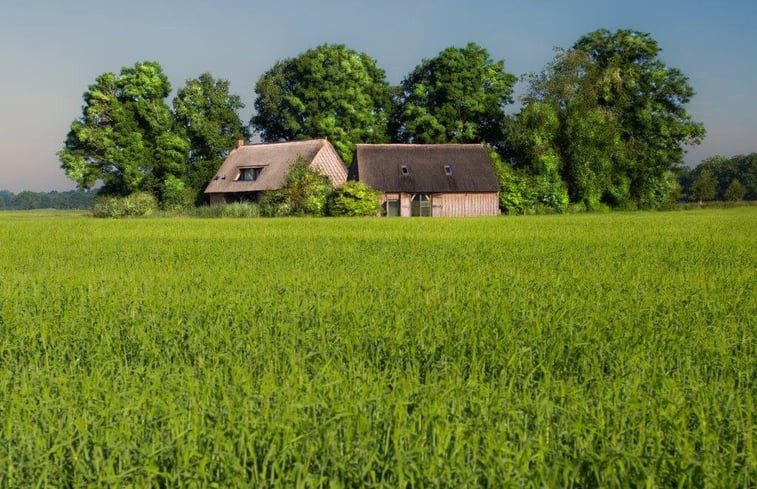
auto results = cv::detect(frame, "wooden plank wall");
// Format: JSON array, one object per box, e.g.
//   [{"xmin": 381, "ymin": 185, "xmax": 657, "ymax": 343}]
[
  {"xmin": 380, "ymin": 192, "xmax": 500, "ymax": 217},
  {"xmin": 433, "ymin": 193, "xmax": 500, "ymax": 217}
]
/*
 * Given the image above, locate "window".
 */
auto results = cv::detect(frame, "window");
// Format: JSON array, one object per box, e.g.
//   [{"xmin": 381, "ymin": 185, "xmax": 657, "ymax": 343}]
[
  {"xmin": 444, "ymin": 165, "xmax": 452, "ymax": 176},
  {"xmin": 411, "ymin": 194, "xmax": 431, "ymax": 217},
  {"xmin": 400, "ymin": 165, "xmax": 409, "ymax": 176},
  {"xmin": 237, "ymin": 167, "xmax": 263, "ymax": 181},
  {"xmin": 385, "ymin": 199, "xmax": 399, "ymax": 217}
]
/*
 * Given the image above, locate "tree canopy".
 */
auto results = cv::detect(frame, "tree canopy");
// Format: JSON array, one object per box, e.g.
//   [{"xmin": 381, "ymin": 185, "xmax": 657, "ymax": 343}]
[
  {"xmin": 509, "ymin": 29, "xmax": 705, "ymax": 209},
  {"xmin": 173, "ymin": 73, "xmax": 246, "ymax": 203},
  {"xmin": 679, "ymin": 153, "xmax": 757, "ymax": 202},
  {"xmin": 251, "ymin": 44, "xmax": 392, "ymax": 164},
  {"xmin": 59, "ymin": 62, "xmax": 188, "ymax": 200},
  {"xmin": 391, "ymin": 43, "xmax": 517, "ymax": 152}
]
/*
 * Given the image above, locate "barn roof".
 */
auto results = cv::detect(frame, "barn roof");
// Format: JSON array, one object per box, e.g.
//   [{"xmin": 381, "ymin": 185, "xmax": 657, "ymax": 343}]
[
  {"xmin": 349, "ymin": 144, "xmax": 500, "ymax": 193},
  {"xmin": 204, "ymin": 139, "xmax": 339, "ymax": 194}
]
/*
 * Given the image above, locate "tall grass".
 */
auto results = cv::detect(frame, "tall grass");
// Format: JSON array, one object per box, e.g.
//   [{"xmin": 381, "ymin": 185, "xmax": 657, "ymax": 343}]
[{"xmin": 0, "ymin": 209, "xmax": 755, "ymax": 487}]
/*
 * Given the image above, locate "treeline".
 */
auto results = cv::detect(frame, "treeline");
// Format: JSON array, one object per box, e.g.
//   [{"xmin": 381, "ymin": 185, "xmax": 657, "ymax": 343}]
[
  {"xmin": 678, "ymin": 153, "xmax": 756, "ymax": 202},
  {"xmin": 60, "ymin": 28, "xmax": 726, "ymax": 213},
  {"xmin": 0, "ymin": 190, "xmax": 95, "ymax": 210}
]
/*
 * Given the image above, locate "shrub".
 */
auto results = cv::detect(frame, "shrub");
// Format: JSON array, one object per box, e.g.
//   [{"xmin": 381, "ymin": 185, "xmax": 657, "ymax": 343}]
[
  {"xmin": 160, "ymin": 175, "xmax": 194, "ymax": 211},
  {"xmin": 93, "ymin": 192, "xmax": 158, "ymax": 218},
  {"xmin": 260, "ymin": 158, "xmax": 332, "ymax": 217},
  {"xmin": 489, "ymin": 149, "xmax": 536, "ymax": 215},
  {"xmin": 259, "ymin": 190, "xmax": 290, "ymax": 217},
  {"xmin": 326, "ymin": 181, "xmax": 381, "ymax": 216}
]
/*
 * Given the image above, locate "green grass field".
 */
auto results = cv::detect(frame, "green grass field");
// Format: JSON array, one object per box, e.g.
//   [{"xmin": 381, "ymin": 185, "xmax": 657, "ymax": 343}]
[{"xmin": 1, "ymin": 209, "xmax": 755, "ymax": 487}]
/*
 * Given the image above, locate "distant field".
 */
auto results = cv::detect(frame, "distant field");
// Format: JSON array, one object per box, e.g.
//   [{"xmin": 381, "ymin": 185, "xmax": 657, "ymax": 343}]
[{"xmin": 1, "ymin": 209, "xmax": 755, "ymax": 487}]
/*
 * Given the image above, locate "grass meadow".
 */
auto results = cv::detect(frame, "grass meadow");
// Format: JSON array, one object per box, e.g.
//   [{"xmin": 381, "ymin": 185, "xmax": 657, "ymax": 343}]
[{"xmin": 0, "ymin": 208, "xmax": 755, "ymax": 487}]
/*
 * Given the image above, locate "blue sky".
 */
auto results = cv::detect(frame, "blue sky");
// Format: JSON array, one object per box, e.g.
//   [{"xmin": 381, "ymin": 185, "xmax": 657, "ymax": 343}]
[{"xmin": 1, "ymin": 0, "xmax": 755, "ymax": 192}]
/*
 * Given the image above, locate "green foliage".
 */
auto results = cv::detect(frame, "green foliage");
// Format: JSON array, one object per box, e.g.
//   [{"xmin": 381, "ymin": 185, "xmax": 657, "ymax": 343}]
[
  {"xmin": 258, "ymin": 190, "xmax": 290, "ymax": 217},
  {"xmin": 326, "ymin": 181, "xmax": 381, "ymax": 216},
  {"xmin": 691, "ymin": 168, "xmax": 718, "ymax": 202},
  {"xmin": 58, "ymin": 61, "xmax": 189, "ymax": 199},
  {"xmin": 682, "ymin": 154, "xmax": 757, "ymax": 201},
  {"xmin": 159, "ymin": 175, "xmax": 194, "ymax": 211},
  {"xmin": 489, "ymin": 149, "xmax": 535, "ymax": 215},
  {"xmin": 725, "ymin": 179, "xmax": 747, "ymax": 201},
  {"xmin": 1, "ymin": 210, "xmax": 756, "ymax": 486},
  {"xmin": 260, "ymin": 158, "xmax": 332, "ymax": 217},
  {"xmin": 251, "ymin": 44, "xmax": 392, "ymax": 164},
  {"xmin": 0, "ymin": 190, "xmax": 95, "ymax": 211},
  {"xmin": 173, "ymin": 73, "xmax": 246, "ymax": 204},
  {"xmin": 391, "ymin": 43, "xmax": 516, "ymax": 152},
  {"xmin": 92, "ymin": 192, "xmax": 158, "ymax": 217},
  {"xmin": 510, "ymin": 29, "xmax": 705, "ymax": 210}
]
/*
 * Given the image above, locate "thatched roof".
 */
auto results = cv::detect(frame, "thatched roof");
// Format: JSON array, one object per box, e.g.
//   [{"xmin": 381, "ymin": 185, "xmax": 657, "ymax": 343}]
[
  {"xmin": 204, "ymin": 139, "xmax": 346, "ymax": 194},
  {"xmin": 349, "ymin": 144, "xmax": 500, "ymax": 193}
]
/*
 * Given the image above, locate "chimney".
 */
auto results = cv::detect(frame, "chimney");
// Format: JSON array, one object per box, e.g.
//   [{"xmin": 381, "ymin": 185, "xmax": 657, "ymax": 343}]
[{"xmin": 236, "ymin": 139, "xmax": 244, "ymax": 149}]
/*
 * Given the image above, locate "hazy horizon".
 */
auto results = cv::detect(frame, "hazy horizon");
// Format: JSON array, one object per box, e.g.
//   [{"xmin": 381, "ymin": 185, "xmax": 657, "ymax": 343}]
[{"xmin": 1, "ymin": 0, "xmax": 755, "ymax": 192}]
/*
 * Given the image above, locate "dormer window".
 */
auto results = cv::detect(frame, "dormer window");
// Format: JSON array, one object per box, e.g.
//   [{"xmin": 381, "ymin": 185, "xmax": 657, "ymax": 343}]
[
  {"xmin": 444, "ymin": 165, "xmax": 452, "ymax": 176},
  {"xmin": 400, "ymin": 165, "xmax": 409, "ymax": 176},
  {"xmin": 237, "ymin": 167, "xmax": 263, "ymax": 181}
]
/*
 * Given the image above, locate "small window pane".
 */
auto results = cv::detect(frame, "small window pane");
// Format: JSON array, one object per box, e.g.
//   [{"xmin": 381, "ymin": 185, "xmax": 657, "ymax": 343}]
[{"xmin": 385, "ymin": 199, "xmax": 399, "ymax": 216}]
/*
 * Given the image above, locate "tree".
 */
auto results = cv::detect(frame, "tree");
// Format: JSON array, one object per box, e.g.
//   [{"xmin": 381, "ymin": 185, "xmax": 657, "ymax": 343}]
[
  {"xmin": 724, "ymin": 179, "xmax": 746, "ymax": 201},
  {"xmin": 510, "ymin": 29, "xmax": 705, "ymax": 209},
  {"xmin": 0, "ymin": 191, "xmax": 11, "ymax": 209},
  {"xmin": 58, "ymin": 61, "xmax": 188, "ymax": 200},
  {"xmin": 574, "ymin": 29, "xmax": 705, "ymax": 206},
  {"xmin": 691, "ymin": 168, "xmax": 717, "ymax": 203},
  {"xmin": 688, "ymin": 154, "xmax": 757, "ymax": 201},
  {"xmin": 259, "ymin": 158, "xmax": 332, "ymax": 217},
  {"xmin": 391, "ymin": 43, "xmax": 516, "ymax": 152},
  {"xmin": 11, "ymin": 191, "xmax": 42, "ymax": 210},
  {"xmin": 173, "ymin": 73, "xmax": 246, "ymax": 203},
  {"xmin": 251, "ymin": 44, "xmax": 392, "ymax": 164}
]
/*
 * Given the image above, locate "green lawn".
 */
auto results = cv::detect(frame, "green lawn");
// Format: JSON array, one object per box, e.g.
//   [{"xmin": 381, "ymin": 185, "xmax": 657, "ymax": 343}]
[{"xmin": 1, "ymin": 209, "xmax": 755, "ymax": 487}]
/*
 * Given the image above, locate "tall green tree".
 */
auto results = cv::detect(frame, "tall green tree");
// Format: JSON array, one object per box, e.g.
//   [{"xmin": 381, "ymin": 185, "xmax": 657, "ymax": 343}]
[
  {"xmin": 391, "ymin": 43, "xmax": 517, "ymax": 152},
  {"xmin": 510, "ymin": 49, "xmax": 626, "ymax": 209},
  {"xmin": 724, "ymin": 179, "xmax": 746, "ymax": 201},
  {"xmin": 173, "ymin": 73, "xmax": 246, "ymax": 203},
  {"xmin": 573, "ymin": 29, "xmax": 705, "ymax": 206},
  {"xmin": 58, "ymin": 61, "xmax": 188, "ymax": 199},
  {"xmin": 691, "ymin": 168, "xmax": 717, "ymax": 203},
  {"xmin": 510, "ymin": 29, "xmax": 705, "ymax": 209},
  {"xmin": 251, "ymin": 44, "xmax": 392, "ymax": 164}
]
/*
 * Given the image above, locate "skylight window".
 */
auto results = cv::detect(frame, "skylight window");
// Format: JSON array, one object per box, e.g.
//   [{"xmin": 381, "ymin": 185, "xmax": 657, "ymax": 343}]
[
  {"xmin": 444, "ymin": 165, "xmax": 452, "ymax": 176},
  {"xmin": 401, "ymin": 165, "xmax": 409, "ymax": 175}
]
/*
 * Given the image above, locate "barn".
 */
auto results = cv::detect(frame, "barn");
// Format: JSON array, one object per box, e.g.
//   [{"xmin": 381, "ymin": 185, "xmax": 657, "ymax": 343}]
[
  {"xmin": 204, "ymin": 139, "xmax": 347, "ymax": 205},
  {"xmin": 348, "ymin": 144, "xmax": 500, "ymax": 216}
]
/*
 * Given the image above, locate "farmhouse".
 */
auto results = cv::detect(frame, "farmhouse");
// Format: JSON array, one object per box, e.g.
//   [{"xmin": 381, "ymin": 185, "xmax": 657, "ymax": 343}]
[
  {"xmin": 204, "ymin": 139, "xmax": 347, "ymax": 205},
  {"xmin": 348, "ymin": 144, "xmax": 500, "ymax": 216}
]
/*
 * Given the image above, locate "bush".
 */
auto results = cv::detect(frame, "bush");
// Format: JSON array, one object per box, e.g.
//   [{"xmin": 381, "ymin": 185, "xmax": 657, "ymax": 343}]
[
  {"xmin": 260, "ymin": 158, "xmax": 332, "ymax": 217},
  {"xmin": 160, "ymin": 175, "xmax": 194, "ymax": 211},
  {"xmin": 489, "ymin": 150, "xmax": 537, "ymax": 215},
  {"xmin": 259, "ymin": 190, "xmax": 290, "ymax": 217},
  {"xmin": 93, "ymin": 192, "xmax": 158, "ymax": 218},
  {"xmin": 326, "ymin": 182, "xmax": 380, "ymax": 216}
]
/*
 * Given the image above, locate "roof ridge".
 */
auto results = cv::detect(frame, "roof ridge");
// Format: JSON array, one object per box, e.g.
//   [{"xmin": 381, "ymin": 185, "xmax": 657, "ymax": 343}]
[
  {"xmin": 241, "ymin": 139, "xmax": 326, "ymax": 148},
  {"xmin": 356, "ymin": 143, "xmax": 484, "ymax": 148}
]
